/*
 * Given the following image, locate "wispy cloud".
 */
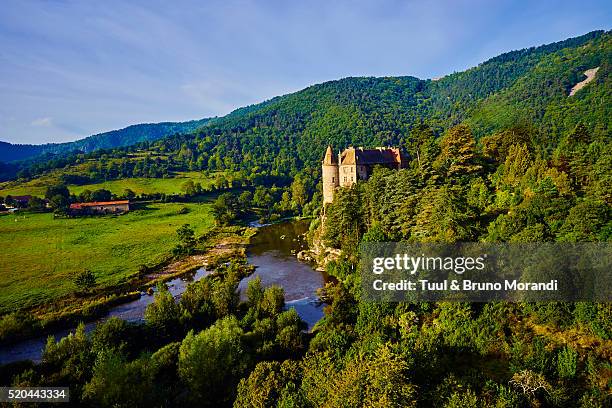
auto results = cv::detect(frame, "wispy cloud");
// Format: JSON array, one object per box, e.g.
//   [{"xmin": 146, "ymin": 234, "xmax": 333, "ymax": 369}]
[{"xmin": 30, "ymin": 117, "xmax": 53, "ymax": 127}]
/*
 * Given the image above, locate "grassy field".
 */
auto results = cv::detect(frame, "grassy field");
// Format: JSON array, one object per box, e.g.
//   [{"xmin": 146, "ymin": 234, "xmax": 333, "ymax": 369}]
[
  {"xmin": 69, "ymin": 171, "xmax": 217, "ymax": 196},
  {"xmin": 0, "ymin": 202, "xmax": 215, "ymax": 314},
  {"xmin": 0, "ymin": 171, "xmax": 221, "ymax": 198}
]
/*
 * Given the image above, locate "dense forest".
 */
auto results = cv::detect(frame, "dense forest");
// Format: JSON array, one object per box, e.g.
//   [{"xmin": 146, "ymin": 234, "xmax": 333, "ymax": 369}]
[
  {"xmin": 1, "ymin": 122, "xmax": 609, "ymax": 407},
  {"xmin": 2, "ymin": 30, "xmax": 608, "ymax": 184}
]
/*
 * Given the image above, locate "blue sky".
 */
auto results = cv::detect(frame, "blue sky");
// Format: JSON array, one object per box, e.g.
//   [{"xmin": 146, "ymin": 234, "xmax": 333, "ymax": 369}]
[{"xmin": 0, "ymin": 0, "xmax": 610, "ymax": 144}]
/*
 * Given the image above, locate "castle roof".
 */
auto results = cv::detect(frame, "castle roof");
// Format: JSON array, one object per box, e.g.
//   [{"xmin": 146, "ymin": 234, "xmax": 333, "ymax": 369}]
[
  {"xmin": 322, "ymin": 145, "xmax": 338, "ymax": 165},
  {"xmin": 340, "ymin": 147, "xmax": 404, "ymax": 166}
]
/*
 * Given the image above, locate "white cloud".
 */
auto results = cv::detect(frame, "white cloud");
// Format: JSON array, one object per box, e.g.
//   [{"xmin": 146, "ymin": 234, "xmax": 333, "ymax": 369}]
[{"xmin": 30, "ymin": 117, "xmax": 53, "ymax": 127}]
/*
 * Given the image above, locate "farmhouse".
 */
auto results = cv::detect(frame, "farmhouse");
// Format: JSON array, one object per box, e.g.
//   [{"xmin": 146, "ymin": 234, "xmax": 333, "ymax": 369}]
[
  {"xmin": 322, "ymin": 146, "xmax": 407, "ymax": 204},
  {"xmin": 10, "ymin": 195, "xmax": 32, "ymax": 207},
  {"xmin": 69, "ymin": 200, "xmax": 130, "ymax": 215}
]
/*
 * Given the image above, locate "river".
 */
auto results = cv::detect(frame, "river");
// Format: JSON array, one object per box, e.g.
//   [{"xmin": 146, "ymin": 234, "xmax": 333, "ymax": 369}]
[{"xmin": 0, "ymin": 219, "xmax": 327, "ymax": 365}]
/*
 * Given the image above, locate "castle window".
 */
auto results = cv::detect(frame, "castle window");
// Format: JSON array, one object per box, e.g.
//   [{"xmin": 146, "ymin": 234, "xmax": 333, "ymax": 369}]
[
  {"xmin": 351, "ymin": 176, "xmax": 354, "ymax": 182},
  {"xmin": 332, "ymin": 177, "xmax": 335, "ymax": 182}
]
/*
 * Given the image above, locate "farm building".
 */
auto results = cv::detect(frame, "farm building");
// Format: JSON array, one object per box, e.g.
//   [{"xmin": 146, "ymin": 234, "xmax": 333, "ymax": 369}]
[
  {"xmin": 10, "ymin": 195, "xmax": 33, "ymax": 207},
  {"xmin": 69, "ymin": 200, "xmax": 130, "ymax": 215}
]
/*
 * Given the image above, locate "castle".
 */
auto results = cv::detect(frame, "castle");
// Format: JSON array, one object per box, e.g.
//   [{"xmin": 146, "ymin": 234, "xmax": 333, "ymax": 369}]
[{"xmin": 322, "ymin": 145, "xmax": 407, "ymax": 204}]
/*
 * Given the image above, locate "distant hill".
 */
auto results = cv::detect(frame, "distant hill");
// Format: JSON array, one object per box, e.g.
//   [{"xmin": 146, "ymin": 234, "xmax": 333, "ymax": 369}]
[
  {"xmin": 0, "ymin": 119, "xmax": 212, "ymax": 162},
  {"xmin": 4, "ymin": 30, "xmax": 610, "ymax": 180}
]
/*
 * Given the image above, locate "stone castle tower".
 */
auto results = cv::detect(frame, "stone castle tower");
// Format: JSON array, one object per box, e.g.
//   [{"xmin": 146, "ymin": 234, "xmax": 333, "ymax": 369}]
[
  {"xmin": 322, "ymin": 145, "xmax": 339, "ymax": 205},
  {"xmin": 322, "ymin": 145, "xmax": 407, "ymax": 205}
]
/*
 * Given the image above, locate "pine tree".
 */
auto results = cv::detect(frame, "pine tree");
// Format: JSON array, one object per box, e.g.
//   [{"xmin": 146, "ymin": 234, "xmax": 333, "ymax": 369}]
[{"xmin": 434, "ymin": 124, "xmax": 482, "ymax": 182}]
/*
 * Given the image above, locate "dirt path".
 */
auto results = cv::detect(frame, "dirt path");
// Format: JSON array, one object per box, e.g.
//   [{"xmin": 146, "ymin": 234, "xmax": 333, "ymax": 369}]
[{"xmin": 569, "ymin": 67, "xmax": 600, "ymax": 96}]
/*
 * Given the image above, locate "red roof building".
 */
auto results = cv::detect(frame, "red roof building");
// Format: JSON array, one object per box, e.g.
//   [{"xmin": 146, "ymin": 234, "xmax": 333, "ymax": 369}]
[{"xmin": 69, "ymin": 200, "xmax": 130, "ymax": 215}]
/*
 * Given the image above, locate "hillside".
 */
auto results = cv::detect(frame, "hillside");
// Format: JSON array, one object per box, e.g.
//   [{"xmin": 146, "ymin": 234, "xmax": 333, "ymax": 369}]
[
  {"xmin": 3, "ymin": 30, "xmax": 609, "ymax": 181},
  {"xmin": 0, "ymin": 118, "xmax": 212, "ymax": 162}
]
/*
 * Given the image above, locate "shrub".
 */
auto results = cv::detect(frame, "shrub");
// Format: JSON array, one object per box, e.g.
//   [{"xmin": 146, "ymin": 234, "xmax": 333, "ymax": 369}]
[
  {"xmin": 557, "ymin": 347, "xmax": 578, "ymax": 379},
  {"xmin": 178, "ymin": 316, "xmax": 248, "ymax": 405},
  {"xmin": 144, "ymin": 283, "xmax": 181, "ymax": 338},
  {"xmin": 0, "ymin": 312, "xmax": 38, "ymax": 343},
  {"xmin": 74, "ymin": 269, "xmax": 97, "ymax": 292}
]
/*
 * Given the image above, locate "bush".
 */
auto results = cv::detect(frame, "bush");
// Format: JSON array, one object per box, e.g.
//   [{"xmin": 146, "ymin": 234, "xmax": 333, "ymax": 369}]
[
  {"xmin": 178, "ymin": 316, "xmax": 248, "ymax": 405},
  {"xmin": 144, "ymin": 283, "xmax": 181, "ymax": 338},
  {"xmin": 74, "ymin": 269, "xmax": 97, "ymax": 292},
  {"xmin": 557, "ymin": 347, "xmax": 578, "ymax": 379},
  {"xmin": 0, "ymin": 312, "xmax": 38, "ymax": 343}
]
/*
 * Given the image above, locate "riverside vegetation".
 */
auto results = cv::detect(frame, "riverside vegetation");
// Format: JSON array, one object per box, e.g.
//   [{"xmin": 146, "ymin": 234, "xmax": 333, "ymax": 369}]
[{"xmin": 0, "ymin": 30, "xmax": 610, "ymax": 406}]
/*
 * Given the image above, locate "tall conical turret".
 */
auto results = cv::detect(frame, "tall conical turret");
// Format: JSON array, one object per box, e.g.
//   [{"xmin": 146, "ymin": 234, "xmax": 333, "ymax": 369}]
[
  {"xmin": 323, "ymin": 145, "xmax": 338, "ymax": 165},
  {"xmin": 322, "ymin": 145, "xmax": 339, "ymax": 204}
]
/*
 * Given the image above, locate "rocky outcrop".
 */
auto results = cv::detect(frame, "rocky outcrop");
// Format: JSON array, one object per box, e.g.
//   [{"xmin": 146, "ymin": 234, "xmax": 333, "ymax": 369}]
[
  {"xmin": 569, "ymin": 67, "xmax": 599, "ymax": 96},
  {"xmin": 299, "ymin": 213, "xmax": 341, "ymax": 271}
]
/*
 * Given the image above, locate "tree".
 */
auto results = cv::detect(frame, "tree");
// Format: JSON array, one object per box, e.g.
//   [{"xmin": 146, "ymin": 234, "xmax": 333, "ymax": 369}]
[
  {"xmin": 45, "ymin": 184, "xmax": 70, "ymax": 201},
  {"xmin": 323, "ymin": 186, "xmax": 364, "ymax": 250},
  {"xmin": 91, "ymin": 189, "xmax": 112, "ymax": 202},
  {"xmin": 558, "ymin": 200, "xmax": 610, "ymax": 241},
  {"xmin": 4, "ymin": 195, "xmax": 16, "ymax": 208},
  {"xmin": 74, "ymin": 269, "xmax": 97, "ymax": 292},
  {"xmin": 279, "ymin": 191, "xmax": 293, "ymax": 213},
  {"xmin": 500, "ymin": 143, "xmax": 532, "ymax": 187},
  {"xmin": 557, "ymin": 347, "xmax": 577, "ymax": 379},
  {"xmin": 82, "ymin": 349, "xmax": 158, "ymax": 407},
  {"xmin": 291, "ymin": 178, "xmax": 307, "ymax": 211},
  {"xmin": 49, "ymin": 194, "xmax": 69, "ymax": 215},
  {"xmin": 181, "ymin": 180, "xmax": 196, "ymax": 196},
  {"xmin": 434, "ymin": 124, "xmax": 482, "ymax": 182},
  {"xmin": 234, "ymin": 360, "xmax": 303, "ymax": 407},
  {"xmin": 122, "ymin": 189, "xmax": 136, "ymax": 200},
  {"xmin": 509, "ymin": 370, "xmax": 550, "ymax": 397},
  {"xmin": 78, "ymin": 189, "xmax": 93, "ymax": 203},
  {"xmin": 174, "ymin": 224, "xmax": 196, "ymax": 255},
  {"xmin": 212, "ymin": 192, "xmax": 239, "ymax": 226},
  {"xmin": 409, "ymin": 124, "xmax": 440, "ymax": 182},
  {"xmin": 246, "ymin": 276, "xmax": 264, "ymax": 311},
  {"xmin": 27, "ymin": 196, "xmax": 46, "ymax": 212},
  {"xmin": 144, "ymin": 283, "xmax": 181, "ymax": 337},
  {"xmin": 238, "ymin": 191, "xmax": 252, "ymax": 208},
  {"xmin": 253, "ymin": 186, "xmax": 273, "ymax": 209},
  {"xmin": 260, "ymin": 285, "xmax": 285, "ymax": 317},
  {"xmin": 412, "ymin": 185, "xmax": 478, "ymax": 242},
  {"xmin": 178, "ymin": 316, "xmax": 247, "ymax": 405}
]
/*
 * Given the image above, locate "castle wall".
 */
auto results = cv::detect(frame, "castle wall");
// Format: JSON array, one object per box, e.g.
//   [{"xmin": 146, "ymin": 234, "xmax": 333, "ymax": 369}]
[
  {"xmin": 322, "ymin": 163, "xmax": 339, "ymax": 204},
  {"xmin": 339, "ymin": 164, "xmax": 357, "ymax": 187},
  {"xmin": 357, "ymin": 165, "xmax": 368, "ymax": 180}
]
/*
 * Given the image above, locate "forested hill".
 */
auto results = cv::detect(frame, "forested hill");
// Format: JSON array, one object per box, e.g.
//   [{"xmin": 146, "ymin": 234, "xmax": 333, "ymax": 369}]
[
  {"xmin": 4, "ymin": 30, "xmax": 610, "ymax": 180},
  {"xmin": 0, "ymin": 118, "xmax": 211, "ymax": 162},
  {"xmin": 149, "ymin": 30, "xmax": 609, "ymax": 174}
]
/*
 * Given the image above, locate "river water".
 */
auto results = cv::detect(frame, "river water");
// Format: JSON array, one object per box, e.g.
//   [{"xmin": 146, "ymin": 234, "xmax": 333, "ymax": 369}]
[
  {"xmin": 0, "ymin": 220, "xmax": 327, "ymax": 365},
  {"xmin": 241, "ymin": 219, "xmax": 328, "ymax": 329}
]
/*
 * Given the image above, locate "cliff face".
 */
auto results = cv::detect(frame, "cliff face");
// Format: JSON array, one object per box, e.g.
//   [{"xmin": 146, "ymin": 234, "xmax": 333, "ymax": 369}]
[{"xmin": 298, "ymin": 214, "xmax": 341, "ymax": 271}]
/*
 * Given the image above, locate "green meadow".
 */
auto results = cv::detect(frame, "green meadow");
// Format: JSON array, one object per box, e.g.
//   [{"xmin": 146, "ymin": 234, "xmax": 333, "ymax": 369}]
[
  {"xmin": 70, "ymin": 171, "xmax": 217, "ymax": 196},
  {"xmin": 0, "ymin": 202, "xmax": 215, "ymax": 314},
  {"xmin": 0, "ymin": 171, "xmax": 219, "ymax": 198}
]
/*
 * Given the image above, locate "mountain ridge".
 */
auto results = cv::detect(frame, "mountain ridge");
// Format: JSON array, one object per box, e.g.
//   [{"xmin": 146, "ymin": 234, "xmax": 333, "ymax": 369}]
[
  {"xmin": 0, "ymin": 118, "xmax": 212, "ymax": 162},
  {"xmin": 2, "ymin": 30, "xmax": 609, "ymax": 180}
]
